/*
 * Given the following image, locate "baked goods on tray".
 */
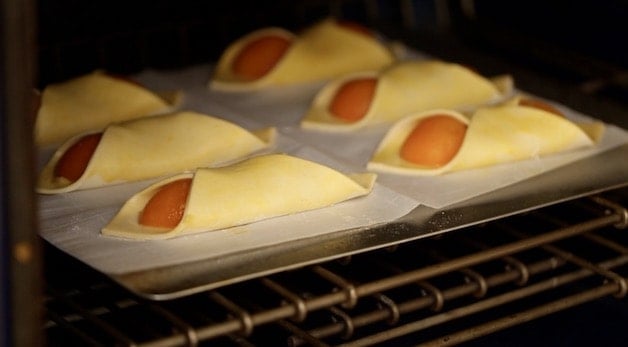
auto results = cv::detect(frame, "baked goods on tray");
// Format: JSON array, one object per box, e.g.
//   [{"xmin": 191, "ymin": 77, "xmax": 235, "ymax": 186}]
[
  {"xmin": 367, "ymin": 97, "xmax": 604, "ymax": 176},
  {"xmin": 102, "ymin": 153, "xmax": 377, "ymax": 240},
  {"xmin": 34, "ymin": 70, "xmax": 180, "ymax": 147},
  {"xmin": 301, "ymin": 60, "xmax": 513, "ymax": 131},
  {"xmin": 209, "ymin": 18, "xmax": 396, "ymax": 91},
  {"xmin": 37, "ymin": 111, "xmax": 276, "ymax": 194}
]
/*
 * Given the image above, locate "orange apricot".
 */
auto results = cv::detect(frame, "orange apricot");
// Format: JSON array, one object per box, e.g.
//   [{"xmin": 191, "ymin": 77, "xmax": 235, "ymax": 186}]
[
  {"xmin": 336, "ymin": 20, "xmax": 374, "ymax": 37},
  {"xmin": 400, "ymin": 115, "xmax": 467, "ymax": 167},
  {"xmin": 519, "ymin": 98, "xmax": 565, "ymax": 117},
  {"xmin": 329, "ymin": 78, "xmax": 377, "ymax": 122},
  {"xmin": 139, "ymin": 178, "xmax": 193, "ymax": 228},
  {"xmin": 54, "ymin": 133, "xmax": 102, "ymax": 182},
  {"xmin": 232, "ymin": 35, "xmax": 292, "ymax": 81}
]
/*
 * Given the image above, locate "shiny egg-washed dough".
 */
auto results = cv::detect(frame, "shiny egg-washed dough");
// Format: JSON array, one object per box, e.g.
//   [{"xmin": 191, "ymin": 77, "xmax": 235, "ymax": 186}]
[
  {"xmin": 37, "ymin": 111, "xmax": 276, "ymax": 194},
  {"xmin": 209, "ymin": 18, "xmax": 395, "ymax": 91},
  {"xmin": 301, "ymin": 60, "xmax": 514, "ymax": 132},
  {"xmin": 35, "ymin": 70, "xmax": 179, "ymax": 147},
  {"xmin": 367, "ymin": 104, "xmax": 602, "ymax": 176},
  {"xmin": 102, "ymin": 154, "xmax": 377, "ymax": 240}
]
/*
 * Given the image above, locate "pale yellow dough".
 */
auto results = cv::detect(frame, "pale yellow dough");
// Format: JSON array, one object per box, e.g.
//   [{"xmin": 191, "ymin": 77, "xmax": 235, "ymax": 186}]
[
  {"xmin": 37, "ymin": 111, "xmax": 276, "ymax": 194},
  {"xmin": 209, "ymin": 18, "xmax": 395, "ymax": 91},
  {"xmin": 301, "ymin": 60, "xmax": 514, "ymax": 132},
  {"xmin": 35, "ymin": 71, "xmax": 180, "ymax": 147},
  {"xmin": 102, "ymin": 154, "xmax": 377, "ymax": 240},
  {"xmin": 367, "ymin": 103, "xmax": 601, "ymax": 176}
]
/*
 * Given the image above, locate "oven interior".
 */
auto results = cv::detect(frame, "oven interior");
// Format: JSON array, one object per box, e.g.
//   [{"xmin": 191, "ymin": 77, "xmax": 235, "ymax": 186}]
[{"xmin": 2, "ymin": 0, "xmax": 628, "ymax": 346}]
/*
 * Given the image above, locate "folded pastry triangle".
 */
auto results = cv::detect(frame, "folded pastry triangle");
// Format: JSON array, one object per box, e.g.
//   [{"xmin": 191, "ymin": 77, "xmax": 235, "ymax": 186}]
[
  {"xmin": 210, "ymin": 18, "xmax": 395, "ymax": 91},
  {"xmin": 301, "ymin": 60, "xmax": 513, "ymax": 131},
  {"xmin": 37, "ymin": 111, "xmax": 276, "ymax": 194},
  {"xmin": 368, "ymin": 102, "xmax": 601, "ymax": 176},
  {"xmin": 102, "ymin": 154, "xmax": 377, "ymax": 240},
  {"xmin": 35, "ymin": 70, "xmax": 180, "ymax": 147}
]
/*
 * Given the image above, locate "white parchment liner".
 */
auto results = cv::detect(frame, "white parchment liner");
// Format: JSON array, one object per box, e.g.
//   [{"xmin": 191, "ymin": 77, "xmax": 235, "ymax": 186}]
[{"xmin": 38, "ymin": 62, "xmax": 628, "ymax": 276}]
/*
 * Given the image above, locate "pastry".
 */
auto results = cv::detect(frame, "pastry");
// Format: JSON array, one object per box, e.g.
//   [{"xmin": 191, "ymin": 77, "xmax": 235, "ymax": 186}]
[
  {"xmin": 301, "ymin": 60, "xmax": 513, "ymax": 131},
  {"xmin": 35, "ymin": 70, "xmax": 180, "ymax": 147},
  {"xmin": 37, "ymin": 111, "xmax": 276, "ymax": 194},
  {"xmin": 209, "ymin": 18, "xmax": 396, "ymax": 91},
  {"xmin": 102, "ymin": 153, "xmax": 377, "ymax": 240},
  {"xmin": 367, "ymin": 98, "xmax": 603, "ymax": 175}
]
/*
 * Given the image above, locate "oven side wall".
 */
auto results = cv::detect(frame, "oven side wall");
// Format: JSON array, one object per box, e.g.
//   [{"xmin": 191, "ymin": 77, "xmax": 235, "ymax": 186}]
[{"xmin": 1, "ymin": 1, "xmax": 41, "ymax": 346}]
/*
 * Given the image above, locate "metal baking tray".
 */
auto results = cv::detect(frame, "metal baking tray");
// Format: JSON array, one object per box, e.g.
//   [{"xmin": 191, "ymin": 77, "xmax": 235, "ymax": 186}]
[
  {"xmin": 106, "ymin": 142, "xmax": 628, "ymax": 300},
  {"xmin": 37, "ymin": 62, "xmax": 628, "ymax": 301}
]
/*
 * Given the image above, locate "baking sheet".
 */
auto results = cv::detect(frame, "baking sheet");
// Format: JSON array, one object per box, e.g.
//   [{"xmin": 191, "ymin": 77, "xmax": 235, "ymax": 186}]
[{"xmin": 38, "ymin": 63, "xmax": 628, "ymax": 300}]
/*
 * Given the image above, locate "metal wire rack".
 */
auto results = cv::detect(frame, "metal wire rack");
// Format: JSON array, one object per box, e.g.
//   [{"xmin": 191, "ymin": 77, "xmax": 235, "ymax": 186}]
[{"xmin": 42, "ymin": 187, "xmax": 628, "ymax": 346}]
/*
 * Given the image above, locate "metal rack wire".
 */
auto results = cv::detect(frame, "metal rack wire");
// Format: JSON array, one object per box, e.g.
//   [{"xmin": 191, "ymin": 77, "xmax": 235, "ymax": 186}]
[{"xmin": 42, "ymin": 187, "xmax": 628, "ymax": 346}]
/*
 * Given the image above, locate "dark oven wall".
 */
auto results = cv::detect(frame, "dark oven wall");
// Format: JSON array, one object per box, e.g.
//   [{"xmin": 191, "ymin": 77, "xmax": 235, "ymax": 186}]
[
  {"xmin": 36, "ymin": 0, "xmax": 370, "ymax": 87},
  {"xmin": 443, "ymin": 0, "xmax": 628, "ymax": 128},
  {"xmin": 36, "ymin": 0, "xmax": 628, "ymax": 127}
]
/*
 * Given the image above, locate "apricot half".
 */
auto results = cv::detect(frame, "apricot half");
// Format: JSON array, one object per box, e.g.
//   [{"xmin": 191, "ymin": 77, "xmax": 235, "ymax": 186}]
[
  {"xmin": 54, "ymin": 133, "xmax": 102, "ymax": 182},
  {"xmin": 400, "ymin": 115, "xmax": 467, "ymax": 167},
  {"xmin": 329, "ymin": 78, "xmax": 377, "ymax": 122},
  {"xmin": 232, "ymin": 35, "xmax": 292, "ymax": 81},
  {"xmin": 336, "ymin": 20, "xmax": 374, "ymax": 37},
  {"xmin": 139, "ymin": 178, "xmax": 193, "ymax": 228}
]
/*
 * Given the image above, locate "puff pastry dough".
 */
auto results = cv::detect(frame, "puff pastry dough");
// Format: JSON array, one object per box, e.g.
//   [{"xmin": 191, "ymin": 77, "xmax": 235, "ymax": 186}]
[
  {"xmin": 35, "ymin": 71, "xmax": 179, "ymax": 147},
  {"xmin": 102, "ymin": 154, "xmax": 377, "ymax": 240},
  {"xmin": 209, "ymin": 18, "xmax": 395, "ymax": 91},
  {"xmin": 367, "ymin": 102, "xmax": 602, "ymax": 176},
  {"xmin": 301, "ymin": 60, "xmax": 513, "ymax": 131},
  {"xmin": 37, "ymin": 111, "xmax": 276, "ymax": 194}
]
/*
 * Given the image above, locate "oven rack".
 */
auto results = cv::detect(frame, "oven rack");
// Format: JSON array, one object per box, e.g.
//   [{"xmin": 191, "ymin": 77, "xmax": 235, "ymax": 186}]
[{"xmin": 43, "ymin": 187, "xmax": 628, "ymax": 346}]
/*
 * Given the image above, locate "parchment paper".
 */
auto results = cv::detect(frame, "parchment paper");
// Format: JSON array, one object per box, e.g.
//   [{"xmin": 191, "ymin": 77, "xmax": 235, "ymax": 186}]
[{"xmin": 38, "ymin": 63, "xmax": 628, "ymax": 277}]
